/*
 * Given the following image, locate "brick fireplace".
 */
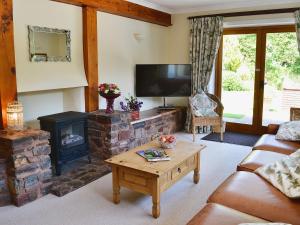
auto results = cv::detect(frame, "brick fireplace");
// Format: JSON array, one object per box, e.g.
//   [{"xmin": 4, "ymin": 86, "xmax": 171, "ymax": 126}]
[
  {"xmin": 88, "ymin": 108, "xmax": 186, "ymax": 159},
  {"xmin": 0, "ymin": 129, "xmax": 52, "ymax": 206},
  {"xmin": 0, "ymin": 108, "xmax": 186, "ymax": 206}
]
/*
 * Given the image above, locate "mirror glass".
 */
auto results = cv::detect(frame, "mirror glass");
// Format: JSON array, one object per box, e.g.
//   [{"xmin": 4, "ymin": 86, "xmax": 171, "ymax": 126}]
[{"xmin": 28, "ymin": 26, "xmax": 71, "ymax": 62}]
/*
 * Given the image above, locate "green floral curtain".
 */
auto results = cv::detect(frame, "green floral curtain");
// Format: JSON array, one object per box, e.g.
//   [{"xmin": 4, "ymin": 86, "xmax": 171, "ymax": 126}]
[
  {"xmin": 295, "ymin": 10, "xmax": 300, "ymax": 54},
  {"xmin": 186, "ymin": 16, "xmax": 223, "ymax": 132}
]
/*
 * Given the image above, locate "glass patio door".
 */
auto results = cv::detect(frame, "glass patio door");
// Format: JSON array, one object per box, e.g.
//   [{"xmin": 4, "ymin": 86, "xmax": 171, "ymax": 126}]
[
  {"xmin": 217, "ymin": 25, "xmax": 298, "ymax": 134},
  {"xmin": 262, "ymin": 31, "xmax": 300, "ymax": 126},
  {"xmin": 220, "ymin": 33, "xmax": 257, "ymax": 126}
]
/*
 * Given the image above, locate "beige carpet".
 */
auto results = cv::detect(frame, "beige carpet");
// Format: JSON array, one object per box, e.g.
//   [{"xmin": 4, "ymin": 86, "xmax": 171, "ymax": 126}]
[{"xmin": 0, "ymin": 132, "xmax": 251, "ymax": 225}]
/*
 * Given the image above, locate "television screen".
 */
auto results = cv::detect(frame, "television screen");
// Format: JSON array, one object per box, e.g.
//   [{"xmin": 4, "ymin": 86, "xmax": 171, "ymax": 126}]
[{"xmin": 135, "ymin": 64, "xmax": 192, "ymax": 97}]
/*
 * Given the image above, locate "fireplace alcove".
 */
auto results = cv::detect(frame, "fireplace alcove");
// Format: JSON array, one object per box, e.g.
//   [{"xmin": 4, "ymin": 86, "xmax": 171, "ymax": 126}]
[{"xmin": 38, "ymin": 111, "xmax": 90, "ymax": 176}]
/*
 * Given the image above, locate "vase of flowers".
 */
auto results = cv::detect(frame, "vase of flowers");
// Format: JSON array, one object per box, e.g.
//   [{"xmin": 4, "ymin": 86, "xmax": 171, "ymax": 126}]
[
  {"xmin": 99, "ymin": 83, "xmax": 121, "ymax": 114},
  {"xmin": 120, "ymin": 96, "xmax": 143, "ymax": 120}
]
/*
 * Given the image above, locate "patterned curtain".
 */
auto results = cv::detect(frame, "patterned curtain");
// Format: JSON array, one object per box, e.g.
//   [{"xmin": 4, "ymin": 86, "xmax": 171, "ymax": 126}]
[
  {"xmin": 295, "ymin": 10, "xmax": 300, "ymax": 54},
  {"xmin": 185, "ymin": 16, "xmax": 224, "ymax": 132}
]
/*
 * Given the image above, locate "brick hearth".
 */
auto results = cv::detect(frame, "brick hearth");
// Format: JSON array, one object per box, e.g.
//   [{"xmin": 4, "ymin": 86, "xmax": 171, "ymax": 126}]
[{"xmin": 0, "ymin": 129, "xmax": 52, "ymax": 206}]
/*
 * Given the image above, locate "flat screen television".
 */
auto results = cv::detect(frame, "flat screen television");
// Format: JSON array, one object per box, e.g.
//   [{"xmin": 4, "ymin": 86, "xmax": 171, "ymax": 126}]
[{"xmin": 135, "ymin": 64, "xmax": 192, "ymax": 97}]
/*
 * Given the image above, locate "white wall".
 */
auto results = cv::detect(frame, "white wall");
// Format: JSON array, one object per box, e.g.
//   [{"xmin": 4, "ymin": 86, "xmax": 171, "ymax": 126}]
[
  {"xmin": 13, "ymin": 0, "xmax": 87, "ymax": 128},
  {"xmin": 13, "ymin": 0, "xmax": 87, "ymax": 93},
  {"xmin": 98, "ymin": 12, "xmax": 172, "ymax": 110},
  {"xmin": 17, "ymin": 87, "xmax": 85, "ymax": 129}
]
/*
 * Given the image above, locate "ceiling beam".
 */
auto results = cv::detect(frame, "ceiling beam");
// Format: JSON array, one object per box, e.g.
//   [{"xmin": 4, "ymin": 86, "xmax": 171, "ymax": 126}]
[
  {"xmin": 51, "ymin": 0, "xmax": 172, "ymax": 27},
  {"xmin": 188, "ymin": 7, "xmax": 300, "ymax": 19}
]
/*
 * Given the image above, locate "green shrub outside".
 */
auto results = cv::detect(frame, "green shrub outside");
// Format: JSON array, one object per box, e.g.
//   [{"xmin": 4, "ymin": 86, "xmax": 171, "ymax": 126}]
[{"xmin": 222, "ymin": 71, "xmax": 249, "ymax": 91}]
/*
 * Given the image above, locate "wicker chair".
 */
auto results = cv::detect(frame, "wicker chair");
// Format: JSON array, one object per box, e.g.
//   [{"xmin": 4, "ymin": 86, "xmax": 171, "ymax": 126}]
[{"xmin": 189, "ymin": 93, "xmax": 224, "ymax": 142}]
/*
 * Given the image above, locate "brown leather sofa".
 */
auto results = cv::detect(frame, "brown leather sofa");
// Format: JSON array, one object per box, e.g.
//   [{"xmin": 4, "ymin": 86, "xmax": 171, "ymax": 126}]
[
  {"xmin": 187, "ymin": 203, "xmax": 269, "ymax": 225},
  {"xmin": 187, "ymin": 123, "xmax": 300, "ymax": 225},
  {"xmin": 188, "ymin": 171, "xmax": 300, "ymax": 225},
  {"xmin": 237, "ymin": 150, "xmax": 285, "ymax": 172},
  {"xmin": 253, "ymin": 124, "xmax": 300, "ymax": 155}
]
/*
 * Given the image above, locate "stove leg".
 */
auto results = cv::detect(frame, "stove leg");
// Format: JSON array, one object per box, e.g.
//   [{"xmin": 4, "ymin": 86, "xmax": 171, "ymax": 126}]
[{"xmin": 56, "ymin": 162, "xmax": 62, "ymax": 176}]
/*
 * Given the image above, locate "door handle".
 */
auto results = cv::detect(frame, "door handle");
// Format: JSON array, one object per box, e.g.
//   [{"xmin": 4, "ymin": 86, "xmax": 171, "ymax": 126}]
[{"xmin": 255, "ymin": 68, "xmax": 261, "ymax": 72}]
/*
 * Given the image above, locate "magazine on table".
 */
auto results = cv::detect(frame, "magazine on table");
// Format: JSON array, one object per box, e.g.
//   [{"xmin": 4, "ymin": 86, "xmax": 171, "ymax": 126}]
[{"xmin": 136, "ymin": 148, "xmax": 171, "ymax": 162}]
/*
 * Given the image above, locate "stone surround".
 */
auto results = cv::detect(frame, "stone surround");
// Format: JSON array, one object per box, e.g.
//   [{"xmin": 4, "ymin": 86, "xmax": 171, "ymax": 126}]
[
  {"xmin": 0, "ymin": 129, "xmax": 52, "ymax": 206},
  {"xmin": 0, "ymin": 159, "xmax": 10, "ymax": 206},
  {"xmin": 88, "ymin": 108, "xmax": 186, "ymax": 160}
]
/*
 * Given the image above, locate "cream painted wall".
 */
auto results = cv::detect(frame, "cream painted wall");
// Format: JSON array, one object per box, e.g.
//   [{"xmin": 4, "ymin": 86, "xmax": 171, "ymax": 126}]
[
  {"xmin": 13, "ymin": 0, "xmax": 87, "ymax": 128},
  {"xmin": 18, "ymin": 87, "xmax": 85, "ymax": 129},
  {"xmin": 98, "ymin": 12, "xmax": 175, "ymax": 110},
  {"xmin": 13, "ymin": 0, "xmax": 87, "ymax": 93}
]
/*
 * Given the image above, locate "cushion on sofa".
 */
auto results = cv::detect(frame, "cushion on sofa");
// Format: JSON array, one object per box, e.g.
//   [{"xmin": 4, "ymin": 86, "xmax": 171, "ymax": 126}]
[
  {"xmin": 237, "ymin": 150, "xmax": 286, "ymax": 172},
  {"xmin": 253, "ymin": 134, "xmax": 300, "ymax": 155},
  {"xmin": 256, "ymin": 150, "xmax": 300, "ymax": 199},
  {"xmin": 208, "ymin": 172, "xmax": 300, "ymax": 225},
  {"xmin": 276, "ymin": 121, "xmax": 300, "ymax": 141},
  {"xmin": 187, "ymin": 203, "xmax": 268, "ymax": 225}
]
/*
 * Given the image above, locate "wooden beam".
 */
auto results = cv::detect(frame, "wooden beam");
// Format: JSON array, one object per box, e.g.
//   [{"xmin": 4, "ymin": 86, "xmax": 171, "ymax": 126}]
[
  {"xmin": 188, "ymin": 7, "xmax": 299, "ymax": 19},
  {"xmin": 83, "ymin": 6, "xmax": 99, "ymax": 112},
  {"xmin": 51, "ymin": 0, "xmax": 172, "ymax": 27},
  {"xmin": 0, "ymin": 0, "xmax": 17, "ymax": 129}
]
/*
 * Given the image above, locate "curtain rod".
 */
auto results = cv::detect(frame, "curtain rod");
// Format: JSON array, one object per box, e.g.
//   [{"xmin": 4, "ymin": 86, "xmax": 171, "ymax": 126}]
[{"xmin": 188, "ymin": 7, "xmax": 299, "ymax": 20}]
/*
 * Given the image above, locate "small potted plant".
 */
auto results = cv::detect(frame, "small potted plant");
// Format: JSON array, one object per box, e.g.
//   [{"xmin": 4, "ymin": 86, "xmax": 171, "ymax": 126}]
[
  {"xmin": 98, "ymin": 83, "xmax": 121, "ymax": 114},
  {"xmin": 120, "ymin": 96, "xmax": 143, "ymax": 120}
]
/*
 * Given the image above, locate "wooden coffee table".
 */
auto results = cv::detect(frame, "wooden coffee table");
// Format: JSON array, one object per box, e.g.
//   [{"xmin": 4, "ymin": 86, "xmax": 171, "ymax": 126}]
[{"xmin": 105, "ymin": 141, "xmax": 205, "ymax": 218}]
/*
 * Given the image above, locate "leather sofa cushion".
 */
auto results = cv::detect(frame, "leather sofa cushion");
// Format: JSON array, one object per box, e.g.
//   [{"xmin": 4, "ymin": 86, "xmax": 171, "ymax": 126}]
[
  {"xmin": 253, "ymin": 134, "xmax": 300, "ymax": 155},
  {"xmin": 237, "ymin": 150, "xmax": 286, "ymax": 172},
  {"xmin": 187, "ymin": 203, "xmax": 268, "ymax": 225},
  {"xmin": 208, "ymin": 172, "xmax": 300, "ymax": 225}
]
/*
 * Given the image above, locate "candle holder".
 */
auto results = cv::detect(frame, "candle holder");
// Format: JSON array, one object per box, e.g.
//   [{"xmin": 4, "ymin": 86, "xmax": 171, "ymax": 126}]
[{"xmin": 7, "ymin": 101, "xmax": 24, "ymax": 130}]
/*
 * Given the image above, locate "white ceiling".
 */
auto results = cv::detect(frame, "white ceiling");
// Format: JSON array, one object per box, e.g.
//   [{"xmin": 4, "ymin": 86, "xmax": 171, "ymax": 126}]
[{"xmin": 127, "ymin": 0, "xmax": 300, "ymax": 14}]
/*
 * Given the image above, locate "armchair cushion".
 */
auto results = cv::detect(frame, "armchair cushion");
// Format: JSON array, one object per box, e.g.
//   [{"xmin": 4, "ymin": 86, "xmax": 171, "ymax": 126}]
[{"xmin": 191, "ymin": 92, "xmax": 218, "ymax": 117}]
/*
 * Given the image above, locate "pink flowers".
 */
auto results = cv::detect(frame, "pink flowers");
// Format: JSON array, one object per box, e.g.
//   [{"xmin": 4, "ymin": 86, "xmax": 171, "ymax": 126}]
[{"xmin": 98, "ymin": 83, "xmax": 121, "ymax": 96}]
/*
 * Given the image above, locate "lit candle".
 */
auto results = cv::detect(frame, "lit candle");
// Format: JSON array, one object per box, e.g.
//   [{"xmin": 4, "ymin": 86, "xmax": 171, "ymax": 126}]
[{"xmin": 7, "ymin": 101, "xmax": 24, "ymax": 130}]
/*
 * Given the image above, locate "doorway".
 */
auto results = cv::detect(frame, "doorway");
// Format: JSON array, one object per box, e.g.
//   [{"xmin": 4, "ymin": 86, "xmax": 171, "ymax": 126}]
[{"xmin": 216, "ymin": 25, "xmax": 300, "ymax": 134}]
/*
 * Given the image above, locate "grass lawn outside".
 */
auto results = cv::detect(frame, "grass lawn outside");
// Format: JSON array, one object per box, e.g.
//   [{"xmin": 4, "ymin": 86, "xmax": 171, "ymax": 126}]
[{"xmin": 223, "ymin": 113, "xmax": 245, "ymax": 119}]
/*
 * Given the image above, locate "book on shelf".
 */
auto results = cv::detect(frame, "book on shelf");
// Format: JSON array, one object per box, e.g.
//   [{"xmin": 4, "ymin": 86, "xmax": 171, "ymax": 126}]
[{"xmin": 136, "ymin": 148, "xmax": 171, "ymax": 162}]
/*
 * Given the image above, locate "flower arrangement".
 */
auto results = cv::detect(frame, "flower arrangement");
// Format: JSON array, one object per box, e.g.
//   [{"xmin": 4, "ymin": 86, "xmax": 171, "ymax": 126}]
[
  {"xmin": 98, "ymin": 83, "xmax": 121, "ymax": 114},
  {"xmin": 120, "ymin": 96, "xmax": 143, "ymax": 112},
  {"xmin": 98, "ymin": 83, "xmax": 121, "ymax": 97}
]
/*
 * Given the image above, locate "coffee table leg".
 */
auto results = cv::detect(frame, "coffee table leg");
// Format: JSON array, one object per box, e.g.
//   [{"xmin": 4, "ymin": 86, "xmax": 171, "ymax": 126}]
[
  {"xmin": 194, "ymin": 152, "xmax": 200, "ymax": 184},
  {"xmin": 112, "ymin": 166, "xmax": 120, "ymax": 204},
  {"xmin": 152, "ymin": 178, "xmax": 160, "ymax": 218}
]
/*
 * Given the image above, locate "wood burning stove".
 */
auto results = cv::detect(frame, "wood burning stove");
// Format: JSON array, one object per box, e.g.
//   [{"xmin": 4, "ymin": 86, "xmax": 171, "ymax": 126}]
[{"xmin": 38, "ymin": 111, "xmax": 90, "ymax": 175}]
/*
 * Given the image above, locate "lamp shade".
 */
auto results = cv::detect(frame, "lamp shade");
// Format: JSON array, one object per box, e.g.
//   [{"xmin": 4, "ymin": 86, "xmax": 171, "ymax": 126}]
[{"xmin": 7, "ymin": 101, "xmax": 24, "ymax": 130}]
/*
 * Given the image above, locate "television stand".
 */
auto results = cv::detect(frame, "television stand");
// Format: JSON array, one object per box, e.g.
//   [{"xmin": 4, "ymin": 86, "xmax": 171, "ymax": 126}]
[{"xmin": 158, "ymin": 97, "xmax": 176, "ymax": 110}]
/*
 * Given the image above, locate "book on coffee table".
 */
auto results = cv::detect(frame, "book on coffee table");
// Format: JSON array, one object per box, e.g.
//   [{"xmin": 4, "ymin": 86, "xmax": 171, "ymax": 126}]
[{"xmin": 137, "ymin": 149, "xmax": 171, "ymax": 162}]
